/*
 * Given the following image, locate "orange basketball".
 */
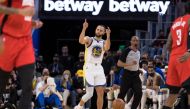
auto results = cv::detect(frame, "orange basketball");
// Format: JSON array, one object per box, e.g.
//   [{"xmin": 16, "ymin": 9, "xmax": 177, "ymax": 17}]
[{"xmin": 112, "ymin": 98, "xmax": 125, "ymax": 109}]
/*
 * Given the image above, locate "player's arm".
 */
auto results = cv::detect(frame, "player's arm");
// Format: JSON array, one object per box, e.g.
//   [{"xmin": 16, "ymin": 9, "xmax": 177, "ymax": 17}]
[
  {"xmin": 0, "ymin": 5, "xmax": 34, "ymax": 16},
  {"xmin": 103, "ymin": 27, "xmax": 111, "ymax": 51},
  {"xmin": 79, "ymin": 19, "xmax": 91, "ymax": 45},
  {"xmin": 166, "ymin": 32, "xmax": 172, "ymax": 52}
]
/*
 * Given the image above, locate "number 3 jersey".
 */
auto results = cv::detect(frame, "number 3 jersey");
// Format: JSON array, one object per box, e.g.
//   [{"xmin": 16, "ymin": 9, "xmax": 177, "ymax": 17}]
[
  {"xmin": 0, "ymin": 0, "xmax": 34, "ymax": 38},
  {"xmin": 170, "ymin": 14, "xmax": 190, "ymax": 56},
  {"xmin": 85, "ymin": 37, "xmax": 105, "ymax": 64}
]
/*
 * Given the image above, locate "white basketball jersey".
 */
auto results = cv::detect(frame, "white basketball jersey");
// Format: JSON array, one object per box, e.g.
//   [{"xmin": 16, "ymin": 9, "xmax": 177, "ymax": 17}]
[{"xmin": 85, "ymin": 37, "xmax": 105, "ymax": 64}]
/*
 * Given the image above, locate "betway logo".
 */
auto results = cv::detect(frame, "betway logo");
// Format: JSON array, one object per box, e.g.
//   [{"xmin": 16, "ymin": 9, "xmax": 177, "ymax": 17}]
[
  {"xmin": 44, "ymin": 0, "xmax": 170, "ymax": 15},
  {"xmin": 44, "ymin": 0, "xmax": 104, "ymax": 15},
  {"xmin": 110, "ymin": 0, "xmax": 170, "ymax": 14}
]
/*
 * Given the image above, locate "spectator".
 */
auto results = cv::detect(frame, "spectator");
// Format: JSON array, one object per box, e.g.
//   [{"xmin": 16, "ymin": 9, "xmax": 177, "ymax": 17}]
[
  {"xmin": 1, "ymin": 71, "xmax": 18, "ymax": 108},
  {"xmin": 60, "ymin": 46, "xmax": 74, "ymax": 71},
  {"xmin": 141, "ymin": 61, "xmax": 165, "ymax": 109},
  {"xmin": 35, "ymin": 68, "xmax": 63, "ymax": 109},
  {"xmin": 71, "ymin": 70, "xmax": 91, "ymax": 109},
  {"xmin": 106, "ymin": 66, "xmax": 123, "ymax": 109},
  {"xmin": 49, "ymin": 54, "xmax": 64, "ymax": 77},
  {"xmin": 139, "ymin": 60, "xmax": 149, "ymax": 88},
  {"xmin": 154, "ymin": 55, "xmax": 165, "ymax": 68},
  {"xmin": 150, "ymin": 30, "xmax": 166, "ymax": 58},
  {"xmin": 148, "ymin": 59, "xmax": 165, "ymax": 82},
  {"xmin": 113, "ymin": 50, "xmax": 122, "ymax": 64},
  {"xmin": 102, "ymin": 51, "xmax": 115, "ymax": 86},
  {"xmin": 35, "ymin": 55, "xmax": 46, "ymax": 75},
  {"xmin": 73, "ymin": 51, "xmax": 85, "ymax": 77},
  {"xmin": 56, "ymin": 70, "xmax": 73, "ymax": 108}
]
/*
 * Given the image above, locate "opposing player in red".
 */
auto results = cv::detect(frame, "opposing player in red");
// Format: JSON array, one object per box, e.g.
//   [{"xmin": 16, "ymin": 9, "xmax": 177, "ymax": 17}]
[
  {"xmin": 0, "ymin": 0, "xmax": 42, "ymax": 109},
  {"xmin": 163, "ymin": 2, "xmax": 190, "ymax": 109}
]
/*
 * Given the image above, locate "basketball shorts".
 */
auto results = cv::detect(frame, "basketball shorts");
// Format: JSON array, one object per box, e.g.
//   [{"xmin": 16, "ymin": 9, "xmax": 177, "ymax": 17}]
[
  {"xmin": 0, "ymin": 34, "xmax": 35, "ymax": 72},
  {"xmin": 83, "ymin": 63, "xmax": 106, "ymax": 87},
  {"xmin": 167, "ymin": 56, "xmax": 190, "ymax": 87}
]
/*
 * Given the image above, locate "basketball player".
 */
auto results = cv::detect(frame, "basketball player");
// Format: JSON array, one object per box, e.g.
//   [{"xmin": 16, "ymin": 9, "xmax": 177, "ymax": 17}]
[
  {"xmin": 163, "ymin": 2, "xmax": 190, "ymax": 109},
  {"xmin": 117, "ymin": 36, "xmax": 142, "ymax": 109},
  {"xmin": 0, "ymin": 0, "xmax": 42, "ymax": 109},
  {"xmin": 74, "ymin": 19, "xmax": 111, "ymax": 109}
]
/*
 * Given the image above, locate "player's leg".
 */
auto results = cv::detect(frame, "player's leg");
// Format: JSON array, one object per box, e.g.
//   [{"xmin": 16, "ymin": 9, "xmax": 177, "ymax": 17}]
[
  {"xmin": 75, "ymin": 65, "xmax": 95, "ymax": 109},
  {"xmin": 163, "ymin": 86, "xmax": 180, "ymax": 109},
  {"xmin": 17, "ymin": 64, "xmax": 34, "ymax": 109},
  {"xmin": 181, "ymin": 77, "xmax": 190, "ymax": 108},
  {"xmin": 76, "ymin": 86, "xmax": 94, "ymax": 109},
  {"xmin": 95, "ymin": 86, "xmax": 105, "ymax": 109},
  {"xmin": 15, "ymin": 37, "xmax": 35, "ymax": 109},
  {"xmin": 163, "ymin": 58, "xmax": 180, "ymax": 109},
  {"xmin": 94, "ymin": 65, "xmax": 106, "ymax": 109}
]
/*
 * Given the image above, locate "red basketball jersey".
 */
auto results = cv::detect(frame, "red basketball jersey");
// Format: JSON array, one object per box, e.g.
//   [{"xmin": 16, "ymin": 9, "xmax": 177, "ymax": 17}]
[
  {"xmin": 0, "ymin": 0, "xmax": 34, "ymax": 38},
  {"xmin": 170, "ymin": 14, "xmax": 190, "ymax": 56}
]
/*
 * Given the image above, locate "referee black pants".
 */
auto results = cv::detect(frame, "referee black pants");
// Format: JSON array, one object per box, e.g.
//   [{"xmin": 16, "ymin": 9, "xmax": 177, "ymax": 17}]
[{"xmin": 118, "ymin": 69, "xmax": 142, "ymax": 109}]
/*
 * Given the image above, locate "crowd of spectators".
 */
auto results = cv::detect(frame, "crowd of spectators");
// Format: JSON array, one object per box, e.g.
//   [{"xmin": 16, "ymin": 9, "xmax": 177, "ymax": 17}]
[{"xmin": 0, "ymin": 44, "xmax": 188, "ymax": 109}]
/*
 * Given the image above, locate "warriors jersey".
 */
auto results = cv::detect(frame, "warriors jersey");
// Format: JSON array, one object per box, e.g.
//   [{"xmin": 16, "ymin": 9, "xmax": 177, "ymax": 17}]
[{"xmin": 85, "ymin": 37, "xmax": 105, "ymax": 64}]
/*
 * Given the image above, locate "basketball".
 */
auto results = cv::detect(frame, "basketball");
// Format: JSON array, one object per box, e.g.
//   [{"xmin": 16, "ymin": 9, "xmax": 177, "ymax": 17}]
[{"xmin": 112, "ymin": 99, "xmax": 125, "ymax": 109}]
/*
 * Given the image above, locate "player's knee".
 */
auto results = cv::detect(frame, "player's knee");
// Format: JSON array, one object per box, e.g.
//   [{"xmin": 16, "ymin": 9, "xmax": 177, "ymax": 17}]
[
  {"xmin": 88, "ymin": 91, "xmax": 94, "ymax": 98},
  {"xmin": 97, "ymin": 91, "xmax": 104, "ymax": 97},
  {"xmin": 82, "ymin": 91, "xmax": 93, "ymax": 102}
]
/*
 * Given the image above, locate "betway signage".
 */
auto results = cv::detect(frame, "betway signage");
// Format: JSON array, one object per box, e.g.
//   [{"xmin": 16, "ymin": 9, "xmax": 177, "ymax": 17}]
[{"xmin": 39, "ymin": 0, "xmax": 171, "ymax": 20}]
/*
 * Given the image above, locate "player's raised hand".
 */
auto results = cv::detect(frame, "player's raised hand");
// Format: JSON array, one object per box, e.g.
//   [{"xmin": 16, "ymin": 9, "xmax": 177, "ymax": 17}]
[
  {"xmin": 106, "ymin": 27, "xmax": 111, "ymax": 37},
  {"xmin": 83, "ymin": 19, "xmax": 88, "ymax": 30}
]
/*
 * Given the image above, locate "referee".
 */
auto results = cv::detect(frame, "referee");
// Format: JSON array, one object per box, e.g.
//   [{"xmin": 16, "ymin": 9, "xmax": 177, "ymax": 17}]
[{"xmin": 117, "ymin": 36, "xmax": 142, "ymax": 109}]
